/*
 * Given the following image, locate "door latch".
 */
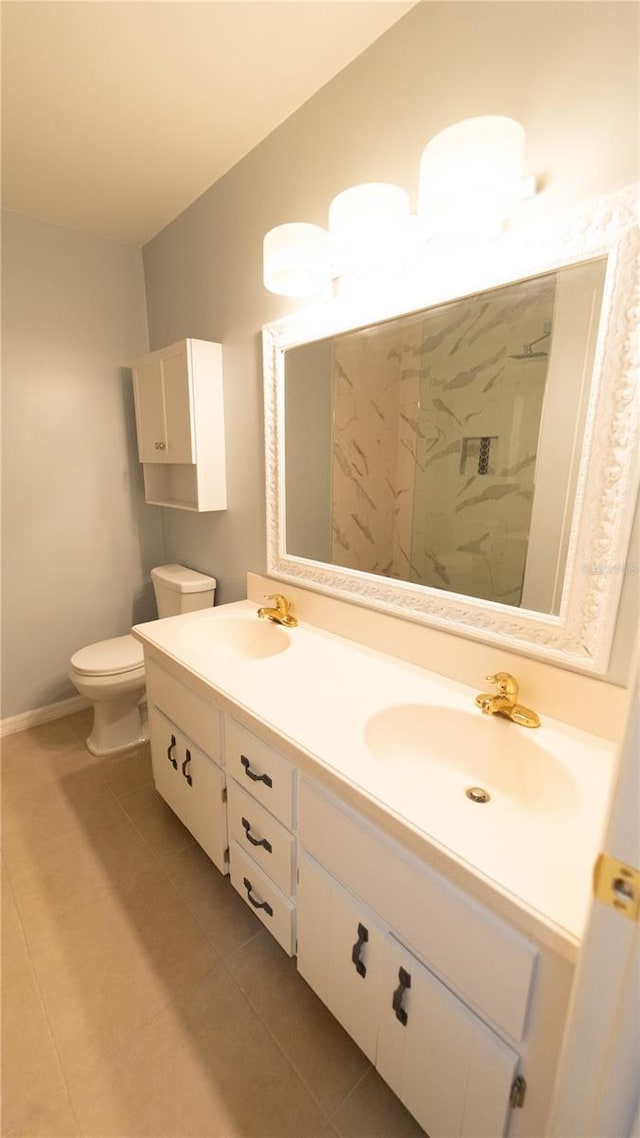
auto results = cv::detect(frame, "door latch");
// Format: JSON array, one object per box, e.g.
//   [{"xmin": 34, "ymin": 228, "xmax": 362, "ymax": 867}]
[{"xmin": 593, "ymin": 852, "xmax": 640, "ymax": 921}]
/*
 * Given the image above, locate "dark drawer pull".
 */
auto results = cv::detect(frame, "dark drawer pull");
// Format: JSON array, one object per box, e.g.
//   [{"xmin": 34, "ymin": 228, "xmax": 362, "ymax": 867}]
[
  {"xmin": 240, "ymin": 754, "xmax": 273, "ymax": 788},
  {"xmin": 351, "ymin": 922, "xmax": 369, "ymax": 978},
  {"xmin": 241, "ymin": 817, "xmax": 272, "ymax": 853},
  {"xmin": 167, "ymin": 734, "xmax": 178, "ymax": 770},
  {"xmin": 181, "ymin": 748, "xmax": 193, "ymax": 787},
  {"xmin": 243, "ymin": 876, "xmax": 273, "ymax": 917},
  {"xmin": 392, "ymin": 966, "xmax": 411, "ymax": 1025}
]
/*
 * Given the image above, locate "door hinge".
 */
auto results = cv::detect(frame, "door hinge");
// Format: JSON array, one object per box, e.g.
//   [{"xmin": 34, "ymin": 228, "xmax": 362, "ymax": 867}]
[
  {"xmin": 510, "ymin": 1075, "xmax": 526, "ymax": 1109},
  {"xmin": 593, "ymin": 852, "xmax": 640, "ymax": 921},
  {"xmin": 222, "ymin": 786, "xmax": 227, "ymax": 803},
  {"xmin": 224, "ymin": 846, "xmax": 230, "ymax": 864}
]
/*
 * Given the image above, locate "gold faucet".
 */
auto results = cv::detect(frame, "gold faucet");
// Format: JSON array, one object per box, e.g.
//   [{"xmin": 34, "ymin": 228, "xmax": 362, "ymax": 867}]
[
  {"xmin": 257, "ymin": 594, "xmax": 298, "ymax": 628},
  {"xmin": 474, "ymin": 672, "xmax": 540, "ymax": 728}
]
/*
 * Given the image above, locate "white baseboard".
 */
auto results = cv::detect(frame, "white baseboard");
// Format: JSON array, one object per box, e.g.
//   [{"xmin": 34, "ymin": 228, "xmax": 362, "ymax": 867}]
[{"xmin": 0, "ymin": 695, "xmax": 91, "ymax": 738}]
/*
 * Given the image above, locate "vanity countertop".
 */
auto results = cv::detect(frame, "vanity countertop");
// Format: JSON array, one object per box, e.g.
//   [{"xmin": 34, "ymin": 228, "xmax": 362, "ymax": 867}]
[{"xmin": 133, "ymin": 600, "xmax": 618, "ymax": 960}]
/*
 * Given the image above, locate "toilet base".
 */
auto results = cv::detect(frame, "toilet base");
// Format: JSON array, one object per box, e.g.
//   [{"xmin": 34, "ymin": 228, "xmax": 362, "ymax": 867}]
[{"xmin": 86, "ymin": 698, "xmax": 149, "ymax": 757}]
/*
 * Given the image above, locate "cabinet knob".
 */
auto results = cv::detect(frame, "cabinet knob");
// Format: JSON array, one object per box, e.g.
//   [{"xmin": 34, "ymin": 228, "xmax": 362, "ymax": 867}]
[
  {"xmin": 240, "ymin": 754, "xmax": 273, "ymax": 788},
  {"xmin": 241, "ymin": 817, "xmax": 272, "ymax": 853},
  {"xmin": 181, "ymin": 748, "xmax": 193, "ymax": 786},
  {"xmin": 243, "ymin": 876, "xmax": 273, "ymax": 917},
  {"xmin": 351, "ymin": 922, "xmax": 369, "ymax": 978},
  {"xmin": 155, "ymin": 441, "xmax": 166, "ymax": 450},
  {"xmin": 392, "ymin": 967, "xmax": 411, "ymax": 1025}
]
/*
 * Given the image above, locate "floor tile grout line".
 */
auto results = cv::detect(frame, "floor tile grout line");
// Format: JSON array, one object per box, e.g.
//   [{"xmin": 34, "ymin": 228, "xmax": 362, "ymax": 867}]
[
  {"xmin": 217, "ymin": 946, "xmax": 366, "ymax": 1129},
  {"xmin": 62, "ymin": 957, "xmax": 225, "ymax": 1124},
  {"xmin": 218, "ymin": 953, "xmax": 339, "ymax": 1128},
  {"xmin": 2, "ymin": 853, "xmax": 83, "ymax": 1137},
  {"xmin": 326, "ymin": 1063, "xmax": 374, "ymax": 1124},
  {"xmin": 5, "ymin": 737, "xmax": 226, "ymax": 1122}
]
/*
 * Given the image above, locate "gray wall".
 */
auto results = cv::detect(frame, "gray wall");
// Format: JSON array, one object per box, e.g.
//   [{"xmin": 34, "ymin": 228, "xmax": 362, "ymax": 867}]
[
  {"xmin": 1, "ymin": 212, "xmax": 162, "ymax": 718},
  {"xmin": 139, "ymin": 1, "xmax": 636, "ymax": 681}
]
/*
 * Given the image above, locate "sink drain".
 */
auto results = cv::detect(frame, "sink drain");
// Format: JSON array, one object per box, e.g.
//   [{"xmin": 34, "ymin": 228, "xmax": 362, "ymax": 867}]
[{"xmin": 466, "ymin": 786, "xmax": 491, "ymax": 803}]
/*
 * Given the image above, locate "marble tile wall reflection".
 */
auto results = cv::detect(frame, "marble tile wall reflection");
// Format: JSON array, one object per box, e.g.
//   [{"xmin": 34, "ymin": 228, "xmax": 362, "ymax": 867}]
[{"xmin": 331, "ymin": 277, "xmax": 556, "ymax": 605}]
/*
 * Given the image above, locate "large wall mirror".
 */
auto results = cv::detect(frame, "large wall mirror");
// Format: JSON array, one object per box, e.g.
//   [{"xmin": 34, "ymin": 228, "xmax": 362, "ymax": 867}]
[{"xmin": 263, "ymin": 187, "xmax": 639, "ymax": 673}]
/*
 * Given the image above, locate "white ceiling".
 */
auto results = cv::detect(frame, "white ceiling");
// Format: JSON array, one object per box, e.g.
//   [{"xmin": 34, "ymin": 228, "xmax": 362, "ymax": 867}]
[{"xmin": 1, "ymin": 1, "xmax": 414, "ymax": 246}]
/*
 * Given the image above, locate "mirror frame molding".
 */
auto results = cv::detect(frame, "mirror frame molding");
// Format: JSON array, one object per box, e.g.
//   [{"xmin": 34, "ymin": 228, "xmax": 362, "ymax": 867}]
[{"xmin": 263, "ymin": 186, "xmax": 639, "ymax": 674}]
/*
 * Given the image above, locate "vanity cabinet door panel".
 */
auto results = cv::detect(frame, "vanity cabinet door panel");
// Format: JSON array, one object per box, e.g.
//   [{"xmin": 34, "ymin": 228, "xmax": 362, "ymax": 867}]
[
  {"xmin": 377, "ymin": 935, "xmax": 518, "ymax": 1138},
  {"xmin": 297, "ymin": 852, "xmax": 384, "ymax": 1063},
  {"xmin": 297, "ymin": 851, "xmax": 333, "ymax": 1000},
  {"xmin": 149, "ymin": 705, "xmax": 187, "ymax": 826},
  {"xmin": 161, "ymin": 343, "xmax": 195, "ymax": 463},
  {"xmin": 149, "ymin": 705, "xmax": 227, "ymax": 874},
  {"xmin": 180, "ymin": 739, "xmax": 228, "ymax": 874}
]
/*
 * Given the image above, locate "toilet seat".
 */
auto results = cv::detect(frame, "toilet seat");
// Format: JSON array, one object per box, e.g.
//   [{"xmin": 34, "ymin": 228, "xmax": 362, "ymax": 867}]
[{"xmin": 70, "ymin": 634, "xmax": 143, "ymax": 677}]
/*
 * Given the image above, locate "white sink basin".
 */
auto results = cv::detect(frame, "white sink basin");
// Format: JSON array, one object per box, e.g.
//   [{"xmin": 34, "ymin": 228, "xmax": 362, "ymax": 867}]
[
  {"xmin": 364, "ymin": 703, "xmax": 580, "ymax": 819},
  {"xmin": 179, "ymin": 615, "xmax": 291, "ymax": 661}
]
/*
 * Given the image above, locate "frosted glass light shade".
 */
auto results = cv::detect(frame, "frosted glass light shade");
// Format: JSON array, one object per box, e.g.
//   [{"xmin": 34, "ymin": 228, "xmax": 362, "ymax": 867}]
[
  {"xmin": 418, "ymin": 116, "xmax": 526, "ymax": 238},
  {"xmin": 329, "ymin": 183, "xmax": 411, "ymax": 275},
  {"xmin": 263, "ymin": 223, "xmax": 331, "ymax": 298}
]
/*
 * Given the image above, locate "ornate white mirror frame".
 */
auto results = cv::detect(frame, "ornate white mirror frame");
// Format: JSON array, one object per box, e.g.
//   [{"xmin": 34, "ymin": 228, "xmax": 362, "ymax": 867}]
[{"xmin": 263, "ymin": 186, "xmax": 639, "ymax": 674}]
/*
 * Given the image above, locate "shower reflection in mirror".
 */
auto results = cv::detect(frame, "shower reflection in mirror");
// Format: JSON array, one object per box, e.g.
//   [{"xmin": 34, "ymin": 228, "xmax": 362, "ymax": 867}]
[{"xmin": 284, "ymin": 257, "xmax": 606, "ymax": 614}]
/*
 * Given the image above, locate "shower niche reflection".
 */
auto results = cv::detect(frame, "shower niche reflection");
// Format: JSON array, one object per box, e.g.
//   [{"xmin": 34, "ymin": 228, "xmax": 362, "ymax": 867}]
[{"xmin": 284, "ymin": 259, "xmax": 604, "ymax": 614}]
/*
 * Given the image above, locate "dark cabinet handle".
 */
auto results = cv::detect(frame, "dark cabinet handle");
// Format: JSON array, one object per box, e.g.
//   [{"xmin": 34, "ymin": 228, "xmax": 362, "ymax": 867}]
[
  {"xmin": 181, "ymin": 748, "xmax": 193, "ymax": 786},
  {"xmin": 243, "ymin": 876, "xmax": 273, "ymax": 917},
  {"xmin": 392, "ymin": 967, "xmax": 411, "ymax": 1025},
  {"xmin": 241, "ymin": 817, "xmax": 272, "ymax": 853},
  {"xmin": 167, "ymin": 734, "xmax": 178, "ymax": 770},
  {"xmin": 240, "ymin": 754, "xmax": 273, "ymax": 788},
  {"xmin": 351, "ymin": 923, "xmax": 369, "ymax": 978}
]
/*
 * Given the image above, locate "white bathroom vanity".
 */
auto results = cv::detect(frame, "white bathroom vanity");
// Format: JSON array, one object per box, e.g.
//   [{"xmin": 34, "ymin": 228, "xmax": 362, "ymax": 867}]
[{"xmin": 132, "ymin": 598, "xmax": 617, "ymax": 1138}]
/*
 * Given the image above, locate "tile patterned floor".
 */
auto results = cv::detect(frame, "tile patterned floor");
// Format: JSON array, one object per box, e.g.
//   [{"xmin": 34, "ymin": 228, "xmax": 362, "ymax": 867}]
[{"xmin": 1, "ymin": 712, "xmax": 425, "ymax": 1138}]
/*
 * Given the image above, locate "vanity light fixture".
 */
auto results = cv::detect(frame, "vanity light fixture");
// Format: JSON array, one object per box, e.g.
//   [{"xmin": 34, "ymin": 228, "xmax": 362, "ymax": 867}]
[
  {"xmin": 418, "ymin": 116, "xmax": 532, "ymax": 240},
  {"xmin": 328, "ymin": 183, "xmax": 412, "ymax": 278},
  {"xmin": 262, "ymin": 116, "xmax": 536, "ymax": 298},
  {"xmin": 263, "ymin": 222, "xmax": 332, "ymax": 299}
]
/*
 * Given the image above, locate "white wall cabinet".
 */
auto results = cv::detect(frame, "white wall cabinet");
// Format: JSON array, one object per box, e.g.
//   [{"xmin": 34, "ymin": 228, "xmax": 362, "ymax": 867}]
[{"xmin": 132, "ymin": 338, "xmax": 226, "ymax": 511}]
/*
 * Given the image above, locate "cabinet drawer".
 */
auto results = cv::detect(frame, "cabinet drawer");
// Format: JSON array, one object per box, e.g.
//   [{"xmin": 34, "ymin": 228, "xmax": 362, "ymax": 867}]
[
  {"xmin": 146, "ymin": 659, "xmax": 221, "ymax": 761},
  {"xmin": 228, "ymin": 779, "xmax": 296, "ymax": 896},
  {"xmin": 229, "ymin": 841, "xmax": 296, "ymax": 955},
  {"xmin": 299, "ymin": 778, "xmax": 536, "ymax": 1042},
  {"xmin": 225, "ymin": 718, "xmax": 296, "ymax": 827}
]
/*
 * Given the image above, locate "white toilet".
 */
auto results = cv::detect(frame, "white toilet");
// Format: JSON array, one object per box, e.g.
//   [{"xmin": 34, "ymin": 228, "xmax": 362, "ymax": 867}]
[{"xmin": 69, "ymin": 564, "xmax": 216, "ymax": 756}]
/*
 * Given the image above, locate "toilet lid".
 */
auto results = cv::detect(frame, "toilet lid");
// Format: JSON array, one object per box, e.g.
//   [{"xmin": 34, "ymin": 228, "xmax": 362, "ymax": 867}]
[{"xmin": 71, "ymin": 634, "xmax": 144, "ymax": 676}]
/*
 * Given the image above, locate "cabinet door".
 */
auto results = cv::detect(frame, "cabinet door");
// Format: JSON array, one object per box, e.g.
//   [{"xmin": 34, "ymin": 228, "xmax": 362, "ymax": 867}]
[
  {"xmin": 161, "ymin": 343, "xmax": 195, "ymax": 464},
  {"xmin": 149, "ymin": 705, "xmax": 188, "ymax": 826},
  {"xmin": 150, "ymin": 707, "xmax": 228, "ymax": 873},
  {"xmin": 297, "ymin": 853, "xmax": 384, "ymax": 1062},
  {"xmin": 133, "ymin": 358, "xmax": 166, "ymax": 463},
  {"xmin": 180, "ymin": 738, "xmax": 228, "ymax": 873},
  {"xmin": 377, "ymin": 935, "xmax": 518, "ymax": 1138}
]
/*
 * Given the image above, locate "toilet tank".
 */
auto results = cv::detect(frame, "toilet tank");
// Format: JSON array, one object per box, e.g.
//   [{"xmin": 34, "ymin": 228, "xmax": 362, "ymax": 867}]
[{"xmin": 151, "ymin": 564, "xmax": 217, "ymax": 618}]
